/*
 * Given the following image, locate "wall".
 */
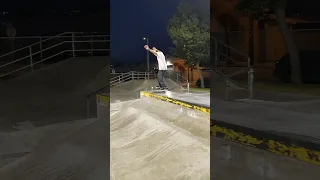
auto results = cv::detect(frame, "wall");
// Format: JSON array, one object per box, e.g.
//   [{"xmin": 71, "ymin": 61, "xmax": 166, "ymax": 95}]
[
  {"xmin": 217, "ymin": 15, "xmax": 320, "ymax": 64},
  {"xmin": 172, "ymin": 59, "xmax": 210, "ymax": 86}
]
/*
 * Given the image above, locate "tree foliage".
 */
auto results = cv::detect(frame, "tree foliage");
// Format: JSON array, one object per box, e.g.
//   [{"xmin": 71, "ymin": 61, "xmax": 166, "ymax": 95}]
[{"xmin": 167, "ymin": 1, "xmax": 210, "ymax": 67}]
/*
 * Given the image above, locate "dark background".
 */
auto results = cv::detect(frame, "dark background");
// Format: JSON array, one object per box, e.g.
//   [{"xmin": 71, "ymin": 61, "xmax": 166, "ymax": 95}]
[
  {"xmin": 0, "ymin": 0, "xmax": 319, "ymax": 64},
  {"xmin": 0, "ymin": 0, "xmax": 110, "ymax": 36}
]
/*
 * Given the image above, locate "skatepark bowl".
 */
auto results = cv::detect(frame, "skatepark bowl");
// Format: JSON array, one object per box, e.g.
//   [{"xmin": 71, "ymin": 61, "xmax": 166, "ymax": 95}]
[{"xmin": 110, "ymin": 91, "xmax": 210, "ymax": 179}]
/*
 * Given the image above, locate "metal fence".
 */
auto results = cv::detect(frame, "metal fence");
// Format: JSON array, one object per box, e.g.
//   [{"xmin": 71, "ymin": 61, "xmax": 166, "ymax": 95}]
[
  {"xmin": 0, "ymin": 32, "xmax": 110, "ymax": 79},
  {"xmin": 110, "ymin": 71, "xmax": 156, "ymax": 87}
]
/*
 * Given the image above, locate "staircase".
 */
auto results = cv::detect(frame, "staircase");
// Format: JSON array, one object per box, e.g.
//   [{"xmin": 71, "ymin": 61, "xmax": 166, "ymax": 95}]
[
  {"xmin": 211, "ymin": 36, "xmax": 254, "ymax": 100},
  {"xmin": 0, "ymin": 32, "xmax": 110, "ymax": 79}
]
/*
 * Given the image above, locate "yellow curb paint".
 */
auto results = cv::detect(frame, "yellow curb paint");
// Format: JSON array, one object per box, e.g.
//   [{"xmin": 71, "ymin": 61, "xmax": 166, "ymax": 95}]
[
  {"xmin": 97, "ymin": 94, "xmax": 110, "ymax": 107},
  {"xmin": 140, "ymin": 91, "xmax": 210, "ymax": 114},
  {"xmin": 141, "ymin": 91, "xmax": 320, "ymax": 166},
  {"xmin": 211, "ymin": 125, "xmax": 320, "ymax": 166}
]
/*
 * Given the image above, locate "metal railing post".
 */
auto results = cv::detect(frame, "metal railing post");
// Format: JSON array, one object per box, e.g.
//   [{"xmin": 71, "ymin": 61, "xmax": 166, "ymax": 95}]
[
  {"xmin": 132, "ymin": 72, "xmax": 134, "ymax": 80},
  {"xmin": 29, "ymin": 46, "xmax": 33, "ymax": 72},
  {"xmin": 214, "ymin": 39, "xmax": 218, "ymax": 67},
  {"xmin": 147, "ymin": 72, "xmax": 150, "ymax": 79},
  {"xmin": 90, "ymin": 37, "xmax": 93, "ymax": 56},
  {"xmin": 118, "ymin": 75, "xmax": 121, "ymax": 84},
  {"xmin": 248, "ymin": 67, "xmax": 254, "ymax": 100},
  {"xmin": 72, "ymin": 33, "xmax": 75, "ymax": 57},
  {"xmin": 176, "ymin": 73, "xmax": 179, "ymax": 83},
  {"xmin": 225, "ymin": 77, "xmax": 229, "ymax": 101},
  {"xmin": 187, "ymin": 82, "xmax": 190, "ymax": 93},
  {"xmin": 86, "ymin": 97, "xmax": 90, "ymax": 118},
  {"xmin": 39, "ymin": 37, "xmax": 43, "ymax": 60},
  {"xmin": 145, "ymin": 72, "xmax": 147, "ymax": 79}
]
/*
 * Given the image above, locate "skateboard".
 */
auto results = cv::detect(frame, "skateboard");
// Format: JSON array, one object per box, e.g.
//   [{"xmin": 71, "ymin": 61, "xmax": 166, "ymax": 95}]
[
  {"xmin": 152, "ymin": 90, "xmax": 166, "ymax": 93},
  {"xmin": 152, "ymin": 87, "xmax": 168, "ymax": 93}
]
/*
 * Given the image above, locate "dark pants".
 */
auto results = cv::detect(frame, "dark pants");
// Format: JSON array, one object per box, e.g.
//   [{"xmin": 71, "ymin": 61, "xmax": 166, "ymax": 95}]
[{"xmin": 157, "ymin": 70, "xmax": 167, "ymax": 88}]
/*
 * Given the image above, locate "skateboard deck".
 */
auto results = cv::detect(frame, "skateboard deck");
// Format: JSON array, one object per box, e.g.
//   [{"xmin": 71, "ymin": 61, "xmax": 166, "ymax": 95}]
[{"xmin": 152, "ymin": 89, "xmax": 166, "ymax": 93}]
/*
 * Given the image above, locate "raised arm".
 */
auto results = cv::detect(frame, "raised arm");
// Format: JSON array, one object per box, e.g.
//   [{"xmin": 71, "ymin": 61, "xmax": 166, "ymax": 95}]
[{"xmin": 144, "ymin": 45, "xmax": 158, "ymax": 56}]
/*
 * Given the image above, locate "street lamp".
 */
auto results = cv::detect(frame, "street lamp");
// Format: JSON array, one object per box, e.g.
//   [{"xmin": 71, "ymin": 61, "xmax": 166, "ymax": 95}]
[{"xmin": 143, "ymin": 37, "xmax": 149, "ymax": 72}]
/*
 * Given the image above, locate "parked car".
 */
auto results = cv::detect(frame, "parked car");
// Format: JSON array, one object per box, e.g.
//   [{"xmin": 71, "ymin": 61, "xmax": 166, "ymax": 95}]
[
  {"xmin": 274, "ymin": 50, "xmax": 320, "ymax": 83},
  {"xmin": 196, "ymin": 77, "xmax": 210, "ymax": 88}
]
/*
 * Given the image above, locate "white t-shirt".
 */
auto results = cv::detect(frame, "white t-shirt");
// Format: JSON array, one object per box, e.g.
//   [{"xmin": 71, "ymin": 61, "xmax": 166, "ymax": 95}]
[{"xmin": 156, "ymin": 51, "xmax": 167, "ymax": 70}]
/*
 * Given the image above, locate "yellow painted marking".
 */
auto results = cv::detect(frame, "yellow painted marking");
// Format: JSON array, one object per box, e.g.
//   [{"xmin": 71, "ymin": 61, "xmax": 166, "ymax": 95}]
[
  {"xmin": 211, "ymin": 125, "xmax": 320, "ymax": 166},
  {"xmin": 96, "ymin": 94, "xmax": 110, "ymax": 107},
  {"xmin": 141, "ymin": 91, "xmax": 320, "ymax": 165},
  {"xmin": 140, "ymin": 91, "xmax": 210, "ymax": 114}
]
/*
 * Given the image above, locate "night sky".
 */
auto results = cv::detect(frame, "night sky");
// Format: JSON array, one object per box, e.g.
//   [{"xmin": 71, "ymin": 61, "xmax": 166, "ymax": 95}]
[{"xmin": 110, "ymin": 0, "xmax": 209, "ymax": 64}]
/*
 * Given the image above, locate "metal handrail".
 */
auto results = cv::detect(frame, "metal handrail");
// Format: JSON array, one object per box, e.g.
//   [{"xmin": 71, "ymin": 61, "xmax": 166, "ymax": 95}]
[
  {"xmin": 168, "ymin": 71, "xmax": 188, "ymax": 83},
  {"xmin": 0, "ymin": 32, "xmax": 110, "ymax": 59},
  {"xmin": 0, "ymin": 32, "xmax": 69, "ymax": 59},
  {"xmin": 85, "ymin": 83, "xmax": 109, "ymax": 118},
  {"xmin": 0, "ymin": 32, "xmax": 109, "ymax": 78},
  {"xmin": 211, "ymin": 36, "xmax": 254, "ymax": 100},
  {"xmin": 211, "ymin": 36, "xmax": 250, "ymax": 66},
  {"xmin": 110, "ymin": 71, "xmax": 155, "ymax": 87}
]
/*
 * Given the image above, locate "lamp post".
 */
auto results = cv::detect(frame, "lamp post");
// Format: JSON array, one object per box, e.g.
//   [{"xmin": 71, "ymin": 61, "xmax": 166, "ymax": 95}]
[{"xmin": 143, "ymin": 37, "xmax": 149, "ymax": 72}]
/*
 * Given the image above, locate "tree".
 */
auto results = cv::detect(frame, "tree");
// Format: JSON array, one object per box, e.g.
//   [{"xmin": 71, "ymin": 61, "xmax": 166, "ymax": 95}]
[
  {"xmin": 167, "ymin": 1, "xmax": 210, "ymax": 88},
  {"xmin": 238, "ymin": 0, "xmax": 302, "ymax": 84}
]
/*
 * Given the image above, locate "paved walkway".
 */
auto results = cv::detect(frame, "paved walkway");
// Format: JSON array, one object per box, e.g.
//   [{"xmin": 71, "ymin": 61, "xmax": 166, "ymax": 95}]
[{"xmin": 212, "ymin": 97, "xmax": 320, "ymax": 141}]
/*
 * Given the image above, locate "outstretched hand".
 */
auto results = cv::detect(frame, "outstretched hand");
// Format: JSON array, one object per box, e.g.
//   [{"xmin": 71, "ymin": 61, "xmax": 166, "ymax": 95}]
[{"xmin": 144, "ymin": 45, "xmax": 150, "ymax": 50}]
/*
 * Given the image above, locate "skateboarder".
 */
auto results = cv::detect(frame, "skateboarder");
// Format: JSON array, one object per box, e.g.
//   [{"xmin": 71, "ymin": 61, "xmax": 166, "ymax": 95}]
[{"xmin": 144, "ymin": 45, "xmax": 168, "ymax": 90}]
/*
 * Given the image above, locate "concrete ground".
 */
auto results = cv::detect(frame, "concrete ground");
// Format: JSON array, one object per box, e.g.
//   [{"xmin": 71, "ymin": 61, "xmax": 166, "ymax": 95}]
[
  {"xmin": 0, "ymin": 92, "xmax": 210, "ymax": 180},
  {"xmin": 149, "ymin": 82, "xmax": 320, "ymax": 179},
  {"xmin": 0, "ymin": 56, "xmax": 109, "ymax": 131},
  {"xmin": 0, "ymin": 56, "xmax": 110, "ymax": 179},
  {"xmin": 0, "ymin": 116, "xmax": 110, "ymax": 180},
  {"xmin": 2, "ymin": 60, "xmax": 319, "ymax": 180},
  {"xmin": 211, "ymin": 97, "xmax": 320, "ymax": 140},
  {"xmin": 110, "ymin": 97, "xmax": 210, "ymax": 180},
  {"xmin": 211, "ymin": 137, "xmax": 320, "ymax": 180}
]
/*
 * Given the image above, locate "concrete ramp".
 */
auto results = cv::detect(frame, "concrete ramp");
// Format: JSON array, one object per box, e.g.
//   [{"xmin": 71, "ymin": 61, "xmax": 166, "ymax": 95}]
[
  {"xmin": 0, "ymin": 117, "xmax": 110, "ymax": 180},
  {"xmin": 110, "ymin": 95, "xmax": 210, "ymax": 180},
  {"xmin": 0, "ymin": 92, "xmax": 210, "ymax": 180},
  {"xmin": 1, "ymin": 56, "xmax": 108, "ymax": 93},
  {"xmin": 0, "ymin": 94, "xmax": 110, "ymax": 180},
  {"xmin": 0, "ymin": 56, "xmax": 109, "ymax": 130}
]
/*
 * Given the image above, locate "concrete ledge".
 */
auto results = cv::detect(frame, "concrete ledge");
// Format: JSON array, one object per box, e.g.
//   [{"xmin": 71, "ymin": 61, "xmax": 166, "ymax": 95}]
[
  {"xmin": 96, "ymin": 93, "xmax": 109, "ymax": 119},
  {"xmin": 211, "ymin": 119, "xmax": 320, "ymax": 166},
  {"xmin": 140, "ymin": 91, "xmax": 210, "ymax": 114},
  {"xmin": 96, "ymin": 93, "xmax": 110, "ymax": 107},
  {"xmin": 140, "ymin": 91, "xmax": 320, "ymax": 166}
]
